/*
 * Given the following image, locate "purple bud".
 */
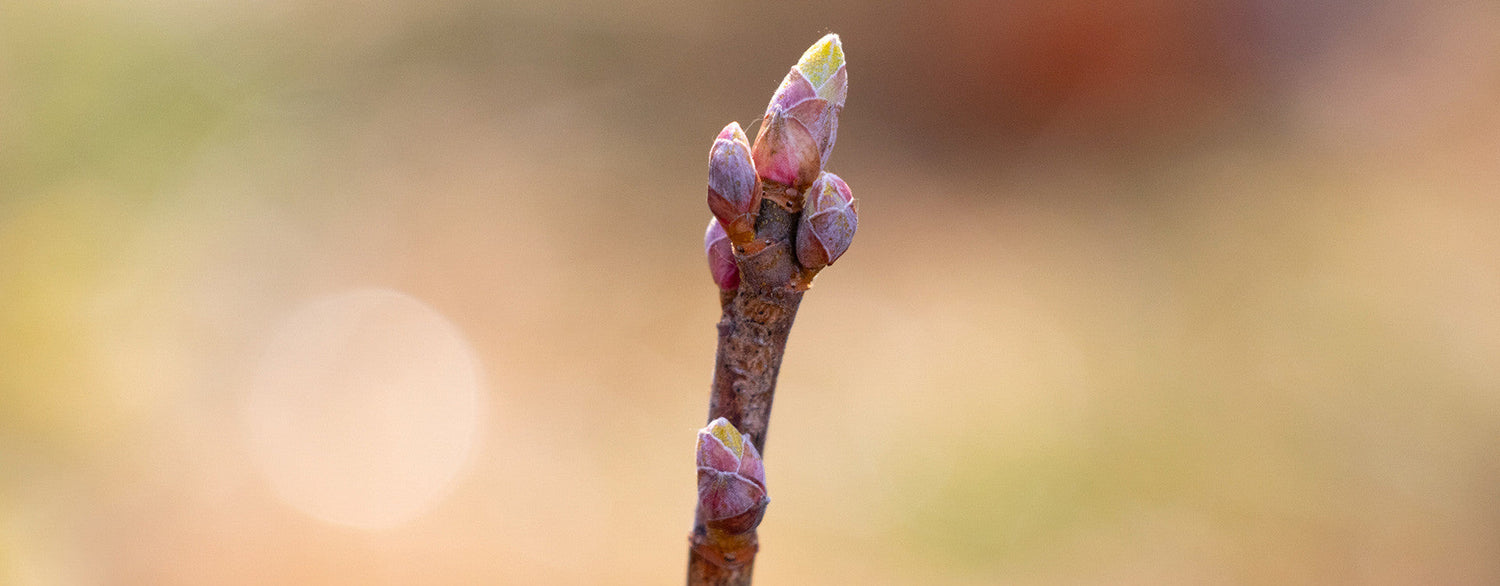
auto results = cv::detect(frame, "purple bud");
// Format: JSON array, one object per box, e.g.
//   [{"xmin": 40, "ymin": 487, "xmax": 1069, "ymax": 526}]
[
  {"xmin": 696, "ymin": 418, "xmax": 768, "ymax": 535},
  {"xmin": 704, "ymin": 218, "xmax": 739, "ymax": 291},
  {"xmin": 752, "ymin": 34, "xmax": 847, "ymax": 188},
  {"xmin": 796, "ymin": 172, "xmax": 857, "ymax": 270},
  {"xmin": 708, "ymin": 122, "xmax": 761, "ymax": 244}
]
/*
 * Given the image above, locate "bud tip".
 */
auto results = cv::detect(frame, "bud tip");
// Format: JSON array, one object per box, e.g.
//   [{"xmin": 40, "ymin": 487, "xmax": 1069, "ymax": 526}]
[
  {"xmin": 796, "ymin": 34, "xmax": 844, "ymax": 89},
  {"xmin": 717, "ymin": 121, "xmax": 749, "ymax": 145}
]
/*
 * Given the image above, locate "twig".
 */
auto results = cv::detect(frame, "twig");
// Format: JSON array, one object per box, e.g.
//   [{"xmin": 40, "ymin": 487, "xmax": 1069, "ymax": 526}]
[
  {"xmin": 689, "ymin": 199, "xmax": 802, "ymax": 586},
  {"xmin": 688, "ymin": 35, "xmax": 857, "ymax": 586}
]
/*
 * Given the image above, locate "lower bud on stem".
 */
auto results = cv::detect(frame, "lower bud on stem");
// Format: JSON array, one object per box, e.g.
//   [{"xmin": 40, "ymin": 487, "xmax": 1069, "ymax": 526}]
[
  {"xmin": 696, "ymin": 418, "xmax": 768, "ymax": 534},
  {"xmin": 692, "ymin": 418, "xmax": 769, "ymax": 571}
]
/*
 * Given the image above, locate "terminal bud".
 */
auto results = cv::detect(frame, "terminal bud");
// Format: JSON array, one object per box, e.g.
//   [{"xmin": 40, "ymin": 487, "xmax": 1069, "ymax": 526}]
[{"xmin": 752, "ymin": 34, "xmax": 847, "ymax": 191}]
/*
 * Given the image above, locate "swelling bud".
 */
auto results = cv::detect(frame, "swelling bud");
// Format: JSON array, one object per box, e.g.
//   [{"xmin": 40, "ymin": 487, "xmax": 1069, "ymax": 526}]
[
  {"xmin": 696, "ymin": 417, "xmax": 768, "ymax": 535},
  {"xmin": 704, "ymin": 217, "xmax": 740, "ymax": 291},
  {"xmin": 796, "ymin": 172, "xmax": 857, "ymax": 272},
  {"xmin": 707, "ymin": 122, "xmax": 761, "ymax": 244},
  {"xmin": 752, "ymin": 34, "xmax": 847, "ymax": 191}
]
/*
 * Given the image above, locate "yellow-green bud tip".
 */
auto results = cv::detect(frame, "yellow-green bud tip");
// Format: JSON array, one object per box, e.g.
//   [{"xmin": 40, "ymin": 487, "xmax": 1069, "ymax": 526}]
[
  {"xmin": 705, "ymin": 417, "xmax": 745, "ymax": 459},
  {"xmin": 796, "ymin": 34, "xmax": 844, "ymax": 89}
]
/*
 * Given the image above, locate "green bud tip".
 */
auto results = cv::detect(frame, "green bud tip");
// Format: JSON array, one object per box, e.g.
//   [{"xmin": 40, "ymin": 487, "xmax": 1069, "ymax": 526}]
[{"xmin": 796, "ymin": 34, "xmax": 844, "ymax": 90}]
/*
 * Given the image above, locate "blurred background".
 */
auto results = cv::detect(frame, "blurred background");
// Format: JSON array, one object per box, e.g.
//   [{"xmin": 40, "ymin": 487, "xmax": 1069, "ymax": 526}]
[{"xmin": 3, "ymin": 0, "xmax": 1499, "ymax": 584}]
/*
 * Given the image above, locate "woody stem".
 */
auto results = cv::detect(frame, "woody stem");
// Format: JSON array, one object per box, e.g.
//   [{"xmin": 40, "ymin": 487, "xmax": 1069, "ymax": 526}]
[{"xmin": 688, "ymin": 194, "xmax": 804, "ymax": 586}]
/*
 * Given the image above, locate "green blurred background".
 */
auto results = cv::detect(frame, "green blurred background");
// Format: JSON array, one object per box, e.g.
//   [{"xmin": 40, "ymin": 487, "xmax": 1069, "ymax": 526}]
[{"xmin": 3, "ymin": 0, "xmax": 1499, "ymax": 584}]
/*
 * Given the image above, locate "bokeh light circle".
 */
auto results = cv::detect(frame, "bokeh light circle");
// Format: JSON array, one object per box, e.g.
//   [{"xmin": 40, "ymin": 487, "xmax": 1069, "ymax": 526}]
[{"xmin": 242, "ymin": 288, "xmax": 485, "ymax": 530}]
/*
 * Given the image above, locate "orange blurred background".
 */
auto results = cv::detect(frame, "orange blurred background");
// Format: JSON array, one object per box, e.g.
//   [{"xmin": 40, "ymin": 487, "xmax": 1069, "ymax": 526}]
[{"xmin": 3, "ymin": 1, "xmax": 1499, "ymax": 584}]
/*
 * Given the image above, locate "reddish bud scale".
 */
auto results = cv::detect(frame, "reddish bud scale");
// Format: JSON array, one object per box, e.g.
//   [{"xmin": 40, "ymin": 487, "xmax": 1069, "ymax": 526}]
[
  {"xmin": 707, "ymin": 122, "xmax": 761, "ymax": 244},
  {"xmin": 704, "ymin": 218, "xmax": 740, "ymax": 291},
  {"xmin": 752, "ymin": 96, "xmax": 823, "ymax": 190},
  {"xmin": 795, "ymin": 171, "xmax": 857, "ymax": 271}
]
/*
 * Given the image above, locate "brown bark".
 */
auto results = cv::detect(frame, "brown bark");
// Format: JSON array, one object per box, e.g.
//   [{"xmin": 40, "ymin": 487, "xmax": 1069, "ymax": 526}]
[
  {"xmin": 688, "ymin": 191, "xmax": 804, "ymax": 586},
  {"xmin": 687, "ymin": 526, "xmax": 757, "ymax": 586}
]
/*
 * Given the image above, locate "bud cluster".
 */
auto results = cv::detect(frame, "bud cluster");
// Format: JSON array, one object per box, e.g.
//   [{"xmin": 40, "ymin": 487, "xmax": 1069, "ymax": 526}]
[{"xmin": 702, "ymin": 33, "xmax": 859, "ymax": 291}]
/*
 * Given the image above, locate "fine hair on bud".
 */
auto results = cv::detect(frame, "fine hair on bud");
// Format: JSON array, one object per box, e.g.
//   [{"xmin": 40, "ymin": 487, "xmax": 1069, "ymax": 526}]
[
  {"xmin": 704, "ymin": 218, "xmax": 740, "ymax": 291},
  {"xmin": 707, "ymin": 122, "xmax": 761, "ymax": 244},
  {"xmin": 796, "ymin": 171, "xmax": 857, "ymax": 270}
]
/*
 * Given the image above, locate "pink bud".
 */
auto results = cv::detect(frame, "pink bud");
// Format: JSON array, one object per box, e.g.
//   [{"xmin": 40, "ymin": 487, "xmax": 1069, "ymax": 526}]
[
  {"xmin": 752, "ymin": 100, "xmax": 822, "ymax": 189},
  {"xmin": 796, "ymin": 172, "xmax": 857, "ymax": 270},
  {"xmin": 752, "ymin": 34, "xmax": 847, "ymax": 188},
  {"xmin": 696, "ymin": 418, "xmax": 768, "ymax": 534},
  {"xmin": 708, "ymin": 122, "xmax": 760, "ymax": 244},
  {"xmin": 704, "ymin": 218, "xmax": 739, "ymax": 291}
]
